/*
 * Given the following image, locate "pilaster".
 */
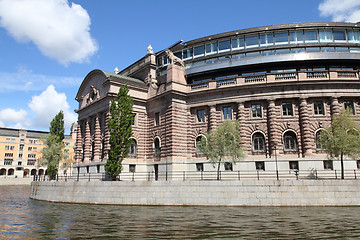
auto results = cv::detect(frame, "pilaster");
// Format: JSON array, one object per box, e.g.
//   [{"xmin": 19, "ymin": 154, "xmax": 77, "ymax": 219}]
[
  {"xmin": 93, "ymin": 114, "xmax": 102, "ymax": 161},
  {"xmin": 299, "ymin": 98, "xmax": 313, "ymax": 156},
  {"xmin": 83, "ymin": 119, "xmax": 91, "ymax": 162}
]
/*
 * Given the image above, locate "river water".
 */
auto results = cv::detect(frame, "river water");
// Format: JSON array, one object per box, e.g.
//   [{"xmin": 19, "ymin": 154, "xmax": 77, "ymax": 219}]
[{"xmin": 1, "ymin": 185, "xmax": 360, "ymax": 239}]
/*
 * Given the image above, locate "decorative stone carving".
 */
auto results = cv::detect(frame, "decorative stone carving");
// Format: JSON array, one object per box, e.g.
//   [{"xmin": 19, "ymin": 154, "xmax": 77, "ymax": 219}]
[
  {"xmin": 114, "ymin": 67, "xmax": 119, "ymax": 74},
  {"xmin": 165, "ymin": 49, "xmax": 184, "ymax": 67},
  {"xmin": 145, "ymin": 71, "xmax": 158, "ymax": 89},
  {"xmin": 147, "ymin": 45, "xmax": 153, "ymax": 54}
]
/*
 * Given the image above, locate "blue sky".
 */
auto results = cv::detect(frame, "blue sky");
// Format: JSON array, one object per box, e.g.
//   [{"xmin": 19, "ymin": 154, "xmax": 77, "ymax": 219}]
[{"xmin": 0, "ymin": 0, "xmax": 359, "ymax": 133}]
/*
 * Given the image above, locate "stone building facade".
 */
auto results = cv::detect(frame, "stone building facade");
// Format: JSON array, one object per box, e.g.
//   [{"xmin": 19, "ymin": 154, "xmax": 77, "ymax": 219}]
[{"xmin": 74, "ymin": 22, "xmax": 360, "ymax": 178}]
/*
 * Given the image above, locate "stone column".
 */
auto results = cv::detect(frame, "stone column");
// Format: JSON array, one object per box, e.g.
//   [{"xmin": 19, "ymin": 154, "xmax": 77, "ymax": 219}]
[
  {"xmin": 331, "ymin": 97, "xmax": 340, "ymax": 116},
  {"xmin": 208, "ymin": 105, "xmax": 217, "ymax": 131},
  {"xmin": 83, "ymin": 118, "xmax": 91, "ymax": 162},
  {"xmin": 93, "ymin": 114, "xmax": 102, "ymax": 161},
  {"xmin": 74, "ymin": 123, "xmax": 82, "ymax": 163},
  {"xmin": 237, "ymin": 102, "xmax": 247, "ymax": 148},
  {"xmin": 299, "ymin": 98, "xmax": 312, "ymax": 156},
  {"xmin": 267, "ymin": 100, "xmax": 279, "ymax": 156}
]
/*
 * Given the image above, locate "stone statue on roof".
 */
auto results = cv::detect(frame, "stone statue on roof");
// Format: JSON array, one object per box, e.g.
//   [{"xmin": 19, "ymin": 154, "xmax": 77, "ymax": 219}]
[
  {"xmin": 147, "ymin": 45, "xmax": 153, "ymax": 54},
  {"xmin": 165, "ymin": 49, "xmax": 184, "ymax": 67}
]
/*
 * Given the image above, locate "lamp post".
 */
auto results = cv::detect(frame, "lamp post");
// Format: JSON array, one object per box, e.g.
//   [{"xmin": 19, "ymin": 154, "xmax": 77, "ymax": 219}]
[{"xmin": 273, "ymin": 142, "xmax": 279, "ymax": 180}]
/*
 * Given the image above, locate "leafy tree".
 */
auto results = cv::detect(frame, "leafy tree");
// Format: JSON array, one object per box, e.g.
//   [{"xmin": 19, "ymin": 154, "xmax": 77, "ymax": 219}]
[
  {"xmin": 105, "ymin": 85, "xmax": 134, "ymax": 180},
  {"xmin": 38, "ymin": 111, "xmax": 65, "ymax": 179},
  {"xmin": 197, "ymin": 120, "xmax": 245, "ymax": 180},
  {"xmin": 317, "ymin": 109, "xmax": 360, "ymax": 179}
]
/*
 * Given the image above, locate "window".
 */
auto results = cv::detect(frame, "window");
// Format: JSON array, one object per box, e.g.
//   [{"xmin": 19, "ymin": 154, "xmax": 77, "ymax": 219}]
[
  {"xmin": 194, "ymin": 45, "xmax": 205, "ymax": 57},
  {"xmin": 218, "ymin": 39, "xmax": 230, "ymax": 52},
  {"xmin": 315, "ymin": 130, "xmax": 325, "ymax": 150},
  {"xmin": 132, "ymin": 113, "xmax": 137, "ymax": 126},
  {"xmin": 28, "ymin": 147, "xmax": 32, "ymax": 151},
  {"xmin": 245, "ymin": 35, "xmax": 259, "ymax": 48},
  {"xmin": 251, "ymin": 104, "xmax": 262, "ymax": 118},
  {"xmin": 283, "ymin": 131, "xmax": 298, "ymax": 151},
  {"xmin": 34, "ymin": 140, "xmax": 38, "ymax": 144},
  {"xmin": 334, "ymin": 30, "xmax": 346, "ymax": 41},
  {"xmin": 274, "ymin": 31, "xmax": 288, "ymax": 45},
  {"xmin": 224, "ymin": 162, "xmax": 233, "ymax": 171},
  {"xmin": 323, "ymin": 160, "xmax": 333, "ymax": 170},
  {"xmin": 5, "ymin": 138, "xmax": 10, "ymax": 143},
  {"xmin": 231, "ymin": 37, "xmax": 245, "ymax": 50},
  {"xmin": 260, "ymin": 33, "xmax": 273, "ymax": 47},
  {"xmin": 197, "ymin": 109, "xmax": 205, "ymax": 123},
  {"xmin": 20, "ymin": 139, "xmax": 24, "ymax": 143},
  {"xmin": 289, "ymin": 31, "xmax": 304, "ymax": 44},
  {"xmin": 155, "ymin": 112, "xmax": 160, "ymax": 126},
  {"xmin": 128, "ymin": 139, "xmax": 137, "ymax": 157},
  {"xmin": 252, "ymin": 132, "xmax": 266, "ymax": 152},
  {"xmin": 223, "ymin": 106, "xmax": 232, "ymax": 120},
  {"xmin": 344, "ymin": 101, "xmax": 355, "ymax": 114},
  {"xmin": 206, "ymin": 42, "xmax": 217, "ymax": 55},
  {"xmin": 19, "ymin": 154, "xmax": 23, "ymax": 159},
  {"xmin": 195, "ymin": 135, "xmax": 204, "ymax": 156},
  {"xmin": 4, "ymin": 153, "xmax": 13, "ymax": 159},
  {"xmin": 29, "ymin": 140, "xmax": 33, "ymax": 144},
  {"xmin": 255, "ymin": 161, "xmax": 265, "ymax": 171},
  {"xmin": 129, "ymin": 164, "xmax": 136, "ymax": 173},
  {"xmin": 289, "ymin": 161, "xmax": 299, "ymax": 170},
  {"xmin": 97, "ymin": 165, "xmax": 100, "ymax": 173},
  {"xmin": 304, "ymin": 30, "xmax": 318, "ymax": 43},
  {"xmin": 357, "ymin": 160, "xmax": 360, "ymax": 169},
  {"xmin": 348, "ymin": 30, "xmax": 360, "ymax": 43},
  {"xmin": 319, "ymin": 30, "xmax": 333, "ymax": 42},
  {"xmin": 11, "ymin": 138, "xmax": 15, "ymax": 143},
  {"xmin": 18, "ymin": 162, "xmax": 22, "ymax": 166},
  {"xmin": 314, "ymin": 101, "xmax": 325, "ymax": 115},
  {"xmin": 5, "ymin": 146, "xmax": 9, "ymax": 150},
  {"xmin": 154, "ymin": 137, "xmax": 161, "ymax": 157},
  {"xmin": 28, "ymin": 154, "xmax": 36, "ymax": 159},
  {"xmin": 20, "ymin": 144, "xmax": 24, "ymax": 150},
  {"xmin": 196, "ymin": 163, "xmax": 204, "ymax": 172},
  {"xmin": 282, "ymin": 102, "xmax": 293, "ymax": 116}
]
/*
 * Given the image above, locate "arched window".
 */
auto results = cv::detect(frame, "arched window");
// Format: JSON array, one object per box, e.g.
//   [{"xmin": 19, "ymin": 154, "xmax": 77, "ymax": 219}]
[
  {"xmin": 30, "ymin": 169, "xmax": 37, "ymax": 176},
  {"xmin": 128, "ymin": 138, "xmax": 137, "ymax": 157},
  {"xmin": 315, "ymin": 130, "xmax": 324, "ymax": 149},
  {"xmin": 252, "ymin": 132, "xmax": 266, "ymax": 151},
  {"xmin": 283, "ymin": 131, "xmax": 298, "ymax": 151},
  {"xmin": 154, "ymin": 137, "xmax": 161, "ymax": 157},
  {"xmin": 8, "ymin": 169, "xmax": 14, "ymax": 176},
  {"xmin": 0, "ymin": 168, "xmax": 6, "ymax": 175},
  {"xmin": 195, "ymin": 135, "xmax": 206, "ymax": 156}
]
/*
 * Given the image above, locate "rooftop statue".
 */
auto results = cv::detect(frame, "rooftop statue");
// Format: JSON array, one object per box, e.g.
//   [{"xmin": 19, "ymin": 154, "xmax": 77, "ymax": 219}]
[
  {"xmin": 147, "ymin": 45, "xmax": 153, "ymax": 54},
  {"xmin": 165, "ymin": 49, "xmax": 184, "ymax": 67}
]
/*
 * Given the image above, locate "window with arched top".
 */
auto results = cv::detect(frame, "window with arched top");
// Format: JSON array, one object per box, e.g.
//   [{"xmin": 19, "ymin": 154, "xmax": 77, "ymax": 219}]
[
  {"xmin": 128, "ymin": 138, "xmax": 137, "ymax": 157},
  {"xmin": 252, "ymin": 132, "xmax": 266, "ymax": 152},
  {"xmin": 154, "ymin": 137, "xmax": 161, "ymax": 157},
  {"xmin": 283, "ymin": 131, "xmax": 298, "ymax": 151},
  {"xmin": 315, "ymin": 130, "xmax": 324, "ymax": 150},
  {"xmin": 195, "ymin": 135, "xmax": 206, "ymax": 156}
]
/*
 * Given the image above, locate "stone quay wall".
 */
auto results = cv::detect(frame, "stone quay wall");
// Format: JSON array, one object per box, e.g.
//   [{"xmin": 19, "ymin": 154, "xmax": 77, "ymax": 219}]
[{"xmin": 30, "ymin": 179, "xmax": 360, "ymax": 206}]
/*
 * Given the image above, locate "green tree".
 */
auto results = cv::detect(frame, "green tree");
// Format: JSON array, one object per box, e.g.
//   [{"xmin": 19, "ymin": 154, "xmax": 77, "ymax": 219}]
[
  {"xmin": 317, "ymin": 109, "xmax": 360, "ymax": 179},
  {"xmin": 38, "ymin": 111, "xmax": 65, "ymax": 179},
  {"xmin": 197, "ymin": 120, "xmax": 245, "ymax": 180},
  {"xmin": 105, "ymin": 85, "xmax": 134, "ymax": 180}
]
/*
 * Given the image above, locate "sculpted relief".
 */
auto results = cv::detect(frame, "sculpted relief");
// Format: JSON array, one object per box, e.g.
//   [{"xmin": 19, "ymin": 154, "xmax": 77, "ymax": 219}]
[{"xmin": 83, "ymin": 85, "xmax": 100, "ymax": 106}]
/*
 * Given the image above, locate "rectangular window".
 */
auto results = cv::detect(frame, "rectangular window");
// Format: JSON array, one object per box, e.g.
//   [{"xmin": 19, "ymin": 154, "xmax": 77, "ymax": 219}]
[
  {"xmin": 129, "ymin": 164, "xmax": 136, "ymax": 173},
  {"xmin": 196, "ymin": 109, "xmax": 205, "ymax": 123},
  {"xmin": 357, "ymin": 160, "xmax": 360, "ymax": 169},
  {"xmin": 223, "ymin": 106, "xmax": 232, "ymax": 120},
  {"xmin": 28, "ymin": 154, "xmax": 36, "ymax": 159},
  {"xmin": 304, "ymin": 30, "xmax": 318, "ymax": 43},
  {"xmin": 18, "ymin": 161, "xmax": 22, "ymax": 166},
  {"xmin": 28, "ymin": 147, "xmax": 32, "ymax": 151},
  {"xmin": 231, "ymin": 38, "xmax": 245, "ymax": 50},
  {"xmin": 155, "ymin": 112, "xmax": 160, "ymax": 126},
  {"xmin": 194, "ymin": 45, "xmax": 205, "ymax": 57},
  {"xmin": 196, "ymin": 163, "xmax": 204, "ymax": 172},
  {"xmin": 218, "ymin": 39, "xmax": 230, "ymax": 52},
  {"xmin": 344, "ymin": 100, "xmax": 355, "ymax": 114},
  {"xmin": 20, "ymin": 139, "xmax": 24, "ymax": 143},
  {"xmin": 289, "ymin": 161, "xmax": 299, "ymax": 170},
  {"xmin": 348, "ymin": 30, "xmax": 360, "ymax": 43},
  {"xmin": 334, "ymin": 30, "xmax": 347, "ymax": 41},
  {"xmin": 5, "ymin": 146, "xmax": 9, "ymax": 150},
  {"xmin": 20, "ymin": 144, "xmax": 24, "ymax": 150},
  {"xmin": 246, "ymin": 52, "xmax": 260, "ymax": 58},
  {"xmin": 255, "ymin": 161, "xmax": 265, "ymax": 171},
  {"xmin": 5, "ymin": 153, "xmax": 13, "ymax": 158},
  {"xmin": 29, "ymin": 140, "xmax": 33, "ymax": 144},
  {"xmin": 6, "ymin": 138, "xmax": 10, "ymax": 143},
  {"xmin": 34, "ymin": 140, "xmax": 38, "ymax": 144},
  {"xmin": 132, "ymin": 113, "xmax": 137, "ymax": 126},
  {"xmin": 251, "ymin": 104, "xmax": 262, "ymax": 118},
  {"xmin": 323, "ymin": 160, "xmax": 333, "ymax": 170},
  {"xmin": 19, "ymin": 154, "xmax": 23, "ymax": 159},
  {"xmin": 260, "ymin": 33, "xmax": 274, "ymax": 47},
  {"xmin": 276, "ymin": 49, "xmax": 290, "ymax": 55},
  {"xmin": 183, "ymin": 48, "xmax": 193, "ymax": 59},
  {"xmin": 224, "ymin": 162, "xmax": 233, "ymax": 171},
  {"xmin": 319, "ymin": 30, "xmax": 333, "ymax": 42},
  {"xmin": 245, "ymin": 35, "xmax": 259, "ymax": 49},
  {"xmin": 274, "ymin": 31, "xmax": 288, "ymax": 45},
  {"xmin": 206, "ymin": 42, "xmax": 217, "ymax": 55},
  {"xmin": 282, "ymin": 102, "xmax": 293, "ymax": 116},
  {"xmin": 289, "ymin": 31, "xmax": 304, "ymax": 44},
  {"xmin": 314, "ymin": 101, "xmax": 325, "ymax": 115}
]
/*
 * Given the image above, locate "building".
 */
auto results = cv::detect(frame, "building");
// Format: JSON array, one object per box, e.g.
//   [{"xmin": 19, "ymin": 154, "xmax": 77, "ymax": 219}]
[
  {"xmin": 74, "ymin": 22, "xmax": 360, "ymax": 179},
  {"xmin": 0, "ymin": 124, "xmax": 77, "ymax": 178}
]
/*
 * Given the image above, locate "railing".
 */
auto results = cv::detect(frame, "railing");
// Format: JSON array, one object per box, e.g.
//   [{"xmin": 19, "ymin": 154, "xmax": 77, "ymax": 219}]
[
  {"xmin": 191, "ymin": 82, "xmax": 209, "ymax": 89},
  {"xmin": 33, "ymin": 169, "xmax": 360, "ymax": 182},
  {"xmin": 216, "ymin": 78, "xmax": 236, "ymax": 87},
  {"xmin": 306, "ymin": 71, "xmax": 328, "ymax": 78},
  {"xmin": 275, "ymin": 72, "xmax": 297, "ymax": 80},
  {"xmin": 244, "ymin": 74, "xmax": 266, "ymax": 83},
  {"xmin": 337, "ymin": 71, "xmax": 357, "ymax": 78}
]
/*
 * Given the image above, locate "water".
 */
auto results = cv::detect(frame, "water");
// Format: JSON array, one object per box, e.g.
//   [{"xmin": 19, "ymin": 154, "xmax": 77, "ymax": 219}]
[{"xmin": 1, "ymin": 186, "xmax": 360, "ymax": 239}]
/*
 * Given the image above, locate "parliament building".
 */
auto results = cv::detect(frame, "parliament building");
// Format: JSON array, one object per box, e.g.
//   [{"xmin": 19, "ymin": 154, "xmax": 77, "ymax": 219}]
[{"xmin": 74, "ymin": 22, "xmax": 360, "ymax": 179}]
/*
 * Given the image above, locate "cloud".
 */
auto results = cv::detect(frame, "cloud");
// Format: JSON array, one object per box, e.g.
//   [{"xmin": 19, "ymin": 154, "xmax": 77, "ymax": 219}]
[
  {"xmin": 319, "ymin": 0, "xmax": 360, "ymax": 22},
  {"xmin": 0, "ymin": 0, "xmax": 98, "ymax": 65},
  {"xmin": 28, "ymin": 85, "xmax": 77, "ymax": 130},
  {"xmin": 0, "ymin": 108, "xmax": 30, "ymax": 128},
  {"xmin": 0, "ymin": 71, "xmax": 82, "ymax": 93}
]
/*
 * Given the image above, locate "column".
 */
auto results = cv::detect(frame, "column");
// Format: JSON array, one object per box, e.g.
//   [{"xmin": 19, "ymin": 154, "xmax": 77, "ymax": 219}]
[
  {"xmin": 331, "ymin": 97, "xmax": 340, "ymax": 116},
  {"xmin": 93, "ymin": 114, "xmax": 102, "ymax": 161},
  {"xmin": 267, "ymin": 100, "xmax": 279, "ymax": 156},
  {"xmin": 299, "ymin": 98, "xmax": 312, "ymax": 156},
  {"xmin": 237, "ymin": 102, "xmax": 247, "ymax": 148},
  {"xmin": 74, "ymin": 123, "xmax": 82, "ymax": 163},
  {"xmin": 208, "ymin": 105, "xmax": 217, "ymax": 131},
  {"xmin": 83, "ymin": 118, "xmax": 91, "ymax": 162}
]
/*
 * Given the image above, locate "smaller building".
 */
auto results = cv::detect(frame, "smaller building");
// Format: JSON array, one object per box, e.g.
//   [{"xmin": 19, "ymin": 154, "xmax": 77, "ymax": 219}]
[{"xmin": 0, "ymin": 124, "xmax": 77, "ymax": 179}]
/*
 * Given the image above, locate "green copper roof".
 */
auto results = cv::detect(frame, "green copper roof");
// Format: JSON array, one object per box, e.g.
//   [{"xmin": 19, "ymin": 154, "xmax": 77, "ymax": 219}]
[{"xmin": 101, "ymin": 70, "xmax": 147, "ymax": 87}]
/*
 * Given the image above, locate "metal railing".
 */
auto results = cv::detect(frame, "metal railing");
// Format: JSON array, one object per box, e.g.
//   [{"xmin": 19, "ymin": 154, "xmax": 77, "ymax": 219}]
[{"xmin": 33, "ymin": 169, "xmax": 360, "ymax": 182}]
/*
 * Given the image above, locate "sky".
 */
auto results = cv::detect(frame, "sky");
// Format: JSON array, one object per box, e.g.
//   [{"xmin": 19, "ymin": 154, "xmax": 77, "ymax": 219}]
[{"xmin": 0, "ymin": 0, "xmax": 359, "ymax": 134}]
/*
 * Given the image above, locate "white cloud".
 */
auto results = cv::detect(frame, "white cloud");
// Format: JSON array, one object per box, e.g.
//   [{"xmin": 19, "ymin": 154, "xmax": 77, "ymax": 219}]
[
  {"xmin": 28, "ymin": 85, "xmax": 77, "ymax": 130},
  {"xmin": 319, "ymin": 0, "xmax": 360, "ymax": 22},
  {"xmin": 0, "ymin": 0, "xmax": 98, "ymax": 65},
  {"xmin": 0, "ymin": 108, "xmax": 30, "ymax": 128}
]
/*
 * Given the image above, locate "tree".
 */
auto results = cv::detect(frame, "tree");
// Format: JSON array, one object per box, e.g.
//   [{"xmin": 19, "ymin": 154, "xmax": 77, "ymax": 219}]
[
  {"xmin": 197, "ymin": 120, "xmax": 245, "ymax": 180},
  {"xmin": 104, "ymin": 85, "xmax": 134, "ymax": 180},
  {"xmin": 317, "ymin": 109, "xmax": 360, "ymax": 179},
  {"xmin": 38, "ymin": 111, "xmax": 65, "ymax": 179}
]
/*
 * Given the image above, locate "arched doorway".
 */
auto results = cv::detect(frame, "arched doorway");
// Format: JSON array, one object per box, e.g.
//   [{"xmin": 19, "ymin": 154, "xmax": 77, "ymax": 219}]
[
  {"xmin": 0, "ymin": 168, "xmax": 6, "ymax": 176},
  {"xmin": 38, "ymin": 169, "xmax": 44, "ymax": 176},
  {"xmin": 8, "ymin": 169, "xmax": 14, "ymax": 176},
  {"xmin": 30, "ymin": 169, "xmax": 37, "ymax": 176},
  {"xmin": 23, "ymin": 169, "xmax": 30, "ymax": 177}
]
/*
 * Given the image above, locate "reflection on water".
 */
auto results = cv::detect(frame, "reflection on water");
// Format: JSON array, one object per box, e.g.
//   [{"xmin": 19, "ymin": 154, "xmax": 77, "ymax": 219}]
[{"xmin": 1, "ymin": 185, "xmax": 360, "ymax": 239}]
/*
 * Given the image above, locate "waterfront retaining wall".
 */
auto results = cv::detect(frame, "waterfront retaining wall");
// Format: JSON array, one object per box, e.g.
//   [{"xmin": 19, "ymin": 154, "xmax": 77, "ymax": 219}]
[
  {"xmin": 0, "ymin": 177, "xmax": 33, "ymax": 185},
  {"xmin": 30, "ymin": 179, "xmax": 360, "ymax": 206}
]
